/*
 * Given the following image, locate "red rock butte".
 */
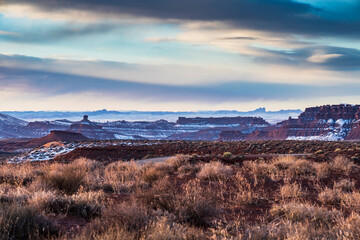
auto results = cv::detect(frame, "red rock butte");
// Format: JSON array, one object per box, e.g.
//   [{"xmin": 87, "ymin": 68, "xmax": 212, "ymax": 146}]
[{"xmin": 27, "ymin": 130, "xmax": 89, "ymax": 147}]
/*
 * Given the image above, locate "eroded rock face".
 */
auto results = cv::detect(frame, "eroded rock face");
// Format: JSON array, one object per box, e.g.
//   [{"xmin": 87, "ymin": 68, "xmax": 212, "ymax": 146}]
[
  {"xmin": 299, "ymin": 105, "xmax": 360, "ymax": 123},
  {"xmin": 284, "ymin": 105, "xmax": 360, "ymax": 140},
  {"xmin": 219, "ymin": 105, "xmax": 360, "ymax": 141},
  {"xmin": 169, "ymin": 116, "xmax": 269, "ymax": 140}
]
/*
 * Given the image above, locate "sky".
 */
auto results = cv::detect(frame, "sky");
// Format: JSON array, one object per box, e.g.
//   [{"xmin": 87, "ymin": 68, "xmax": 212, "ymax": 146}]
[{"xmin": 0, "ymin": 0, "xmax": 359, "ymax": 111}]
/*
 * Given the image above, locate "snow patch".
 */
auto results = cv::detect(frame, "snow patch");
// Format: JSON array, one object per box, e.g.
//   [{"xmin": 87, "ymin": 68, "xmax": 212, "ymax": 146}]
[
  {"xmin": 115, "ymin": 134, "xmax": 135, "ymax": 140},
  {"xmin": 287, "ymin": 131, "xmax": 346, "ymax": 141}
]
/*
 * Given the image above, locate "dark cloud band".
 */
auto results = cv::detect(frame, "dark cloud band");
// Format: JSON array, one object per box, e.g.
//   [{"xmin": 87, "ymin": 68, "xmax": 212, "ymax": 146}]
[{"xmin": 4, "ymin": 0, "xmax": 360, "ymax": 37}]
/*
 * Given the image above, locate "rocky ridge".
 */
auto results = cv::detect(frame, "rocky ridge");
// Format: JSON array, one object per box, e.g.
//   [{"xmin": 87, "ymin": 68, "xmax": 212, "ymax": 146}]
[{"xmin": 220, "ymin": 104, "xmax": 360, "ymax": 141}]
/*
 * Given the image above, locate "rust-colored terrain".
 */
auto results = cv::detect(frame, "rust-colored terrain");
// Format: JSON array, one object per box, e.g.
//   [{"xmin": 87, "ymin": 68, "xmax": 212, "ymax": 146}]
[{"xmin": 51, "ymin": 140, "xmax": 360, "ymax": 164}]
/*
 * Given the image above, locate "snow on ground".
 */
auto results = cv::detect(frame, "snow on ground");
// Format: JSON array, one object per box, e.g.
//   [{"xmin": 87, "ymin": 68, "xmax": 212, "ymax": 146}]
[
  {"xmin": 8, "ymin": 141, "xmax": 161, "ymax": 163},
  {"xmin": 175, "ymin": 124, "xmax": 240, "ymax": 128},
  {"xmin": 114, "ymin": 134, "xmax": 135, "ymax": 140},
  {"xmin": 287, "ymin": 131, "xmax": 347, "ymax": 141}
]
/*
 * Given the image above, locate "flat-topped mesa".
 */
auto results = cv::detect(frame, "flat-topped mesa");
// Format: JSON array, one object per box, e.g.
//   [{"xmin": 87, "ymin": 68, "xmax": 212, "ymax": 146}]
[
  {"xmin": 176, "ymin": 116, "xmax": 269, "ymax": 125},
  {"xmin": 299, "ymin": 104, "xmax": 360, "ymax": 123}
]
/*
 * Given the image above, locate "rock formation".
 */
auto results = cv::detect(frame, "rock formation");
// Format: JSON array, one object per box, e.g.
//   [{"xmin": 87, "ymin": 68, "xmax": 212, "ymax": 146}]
[
  {"xmin": 220, "ymin": 104, "xmax": 360, "ymax": 141},
  {"xmin": 176, "ymin": 116, "xmax": 269, "ymax": 126},
  {"xmin": 69, "ymin": 115, "xmax": 115, "ymax": 140},
  {"xmin": 27, "ymin": 130, "xmax": 89, "ymax": 147}
]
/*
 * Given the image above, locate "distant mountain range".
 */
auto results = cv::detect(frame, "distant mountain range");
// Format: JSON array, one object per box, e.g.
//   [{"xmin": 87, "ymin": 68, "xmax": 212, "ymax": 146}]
[{"xmin": 2, "ymin": 108, "xmax": 302, "ymax": 124}]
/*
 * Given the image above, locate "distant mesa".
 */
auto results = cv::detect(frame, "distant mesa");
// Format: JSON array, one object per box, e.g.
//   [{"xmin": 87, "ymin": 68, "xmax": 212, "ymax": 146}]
[
  {"xmin": 69, "ymin": 115, "xmax": 115, "ymax": 140},
  {"xmin": 176, "ymin": 116, "xmax": 269, "ymax": 125},
  {"xmin": 27, "ymin": 130, "xmax": 89, "ymax": 148}
]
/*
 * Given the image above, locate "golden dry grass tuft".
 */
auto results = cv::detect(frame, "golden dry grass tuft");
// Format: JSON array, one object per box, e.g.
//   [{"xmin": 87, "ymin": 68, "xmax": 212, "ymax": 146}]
[{"xmin": 197, "ymin": 161, "xmax": 233, "ymax": 180}]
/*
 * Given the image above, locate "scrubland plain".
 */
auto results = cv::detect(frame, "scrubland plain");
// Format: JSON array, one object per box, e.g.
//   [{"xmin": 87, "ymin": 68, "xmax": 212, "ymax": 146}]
[{"xmin": 1, "ymin": 153, "xmax": 360, "ymax": 239}]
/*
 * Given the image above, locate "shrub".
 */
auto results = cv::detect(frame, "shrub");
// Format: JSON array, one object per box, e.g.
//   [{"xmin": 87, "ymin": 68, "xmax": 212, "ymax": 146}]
[
  {"xmin": 197, "ymin": 162, "xmax": 233, "ymax": 180},
  {"xmin": 270, "ymin": 202, "xmax": 341, "ymax": 228},
  {"xmin": 332, "ymin": 156, "xmax": 359, "ymax": 175},
  {"xmin": 30, "ymin": 190, "xmax": 104, "ymax": 219},
  {"xmin": 0, "ymin": 204, "xmax": 58, "ymax": 240},
  {"xmin": 165, "ymin": 155, "xmax": 190, "ymax": 170},
  {"xmin": 141, "ymin": 164, "xmax": 169, "ymax": 184},
  {"xmin": 315, "ymin": 162, "xmax": 332, "ymax": 179},
  {"xmin": 176, "ymin": 180, "xmax": 218, "ymax": 227},
  {"xmin": 134, "ymin": 177, "xmax": 176, "ymax": 212},
  {"xmin": 280, "ymin": 182, "xmax": 306, "ymax": 200},
  {"xmin": 336, "ymin": 212, "xmax": 360, "ymax": 239},
  {"xmin": 272, "ymin": 155, "xmax": 297, "ymax": 171},
  {"xmin": 318, "ymin": 188, "xmax": 342, "ymax": 206},
  {"xmin": 235, "ymin": 174, "xmax": 260, "ymax": 206},
  {"xmin": 67, "ymin": 203, "xmax": 148, "ymax": 239},
  {"xmin": 288, "ymin": 159, "xmax": 316, "ymax": 178},
  {"xmin": 334, "ymin": 179, "xmax": 355, "ymax": 192},
  {"xmin": 243, "ymin": 220, "xmax": 341, "ymax": 240},
  {"xmin": 40, "ymin": 160, "xmax": 91, "ymax": 194},
  {"xmin": 223, "ymin": 152, "xmax": 232, "ymax": 158},
  {"xmin": 101, "ymin": 203, "xmax": 150, "ymax": 233},
  {"xmin": 243, "ymin": 161, "xmax": 276, "ymax": 182},
  {"xmin": 341, "ymin": 192, "xmax": 360, "ymax": 209},
  {"xmin": 71, "ymin": 225, "xmax": 135, "ymax": 240},
  {"xmin": 104, "ymin": 161, "xmax": 139, "ymax": 193},
  {"xmin": 0, "ymin": 185, "xmax": 30, "ymax": 204},
  {"xmin": 145, "ymin": 216, "xmax": 186, "ymax": 240},
  {"xmin": 178, "ymin": 163, "xmax": 200, "ymax": 175}
]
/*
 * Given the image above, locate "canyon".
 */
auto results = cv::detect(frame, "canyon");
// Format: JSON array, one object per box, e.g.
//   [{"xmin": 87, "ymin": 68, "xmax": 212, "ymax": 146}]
[{"xmin": 1, "ymin": 104, "xmax": 360, "ymax": 142}]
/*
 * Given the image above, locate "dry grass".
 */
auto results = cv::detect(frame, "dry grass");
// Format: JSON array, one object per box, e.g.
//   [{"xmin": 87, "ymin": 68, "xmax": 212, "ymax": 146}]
[
  {"xmin": 30, "ymin": 190, "xmax": 104, "ymax": 219},
  {"xmin": 318, "ymin": 187, "xmax": 342, "ymax": 206},
  {"xmin": 334, "ymin": 179, "xmax": 355, "ymax": 192},
  {"xmin": 176, "ymin": 180, "xmax": 218, "ymax": 227},
  {"xmin": 280, "ymin": 182, "xmax": 307, "ymax": 200},
  {"xmin": 165, "ymin": 154, "xmax": 191, "ymax": 170},
  {"xmin": 235, "ymin": 173, "xmax": 261, "ymax": 206},
  {"xmin": 39, "ymin": 158, "xmax": 96, "ymax": 194},
  {"xmin": 0, "ymin": 204, "xmax": 59, "ymax": 240},
  {"xmin": 270, "ymin": 202, "xmax": 342, "ymax": 228},
  {"xmin": 141, "ymin": 163, "xmax": 170, "ymax": 184},
  {"xmin": 341, "ymin": 191, "xmax": 360, "ymax": 210},
  {"xmin": 332, "ymin": 156, "xmax": 359, "ymax": 175},
  {"xmin": 103, "ymin": 161, "xmax": 138, "ymax": 193},
  {"xmin": 244, "ymin": 156, "xmax": 317, "ymax": 182},
  {"xmin": 1, "ymin": 153, "xmax": 360, "ymax": 239},
  {"xmin": 197, "ymin": 162, "xmax": 233, "ymax": 180}
]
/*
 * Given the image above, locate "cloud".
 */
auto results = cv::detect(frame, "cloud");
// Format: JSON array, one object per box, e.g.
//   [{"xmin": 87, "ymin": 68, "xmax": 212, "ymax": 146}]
[
  {"xmin": 0, "ymin": 53, "xmax": 360, "ymax": 111},
  {"xmin": 307, "ymin": 52, "xmax": 343, "ymax": 63},
  {"xmin": 1, "ymin": 57, "xmax": 360, "ymax": 106},
  {"xmin": 0, "ymin": 23, "xmax": 118, "ymax": 43},
  {"xmin": 1, "ymin": 53, "xmax": 359, "ymax": 88},
  {"xmin": 251, "ymin": 45, "xmax": 360, "ymax": 71},
  {"xmin": 3, "ymin": 0, "xmax": 360, "ymax": 38},
  {"xmin": 0, "ymin": 30, "xmax": 19, "ymax": 36}
]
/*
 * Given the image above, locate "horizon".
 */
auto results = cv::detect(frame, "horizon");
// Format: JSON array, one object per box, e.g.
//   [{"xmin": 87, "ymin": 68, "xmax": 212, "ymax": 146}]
[
  {"xmin": 1, "ymin": 1, "xmax": 360, "ymax": 110},
  {"xmin": 2, "ymin": 107, "xmax": 302, "ymax": 113}
]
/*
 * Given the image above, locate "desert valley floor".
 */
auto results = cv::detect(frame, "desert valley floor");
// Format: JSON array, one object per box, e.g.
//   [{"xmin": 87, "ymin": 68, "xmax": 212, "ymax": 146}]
[{"xmin": 1, "ymin": 139, "xmax": 360, "ymax": 239}]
